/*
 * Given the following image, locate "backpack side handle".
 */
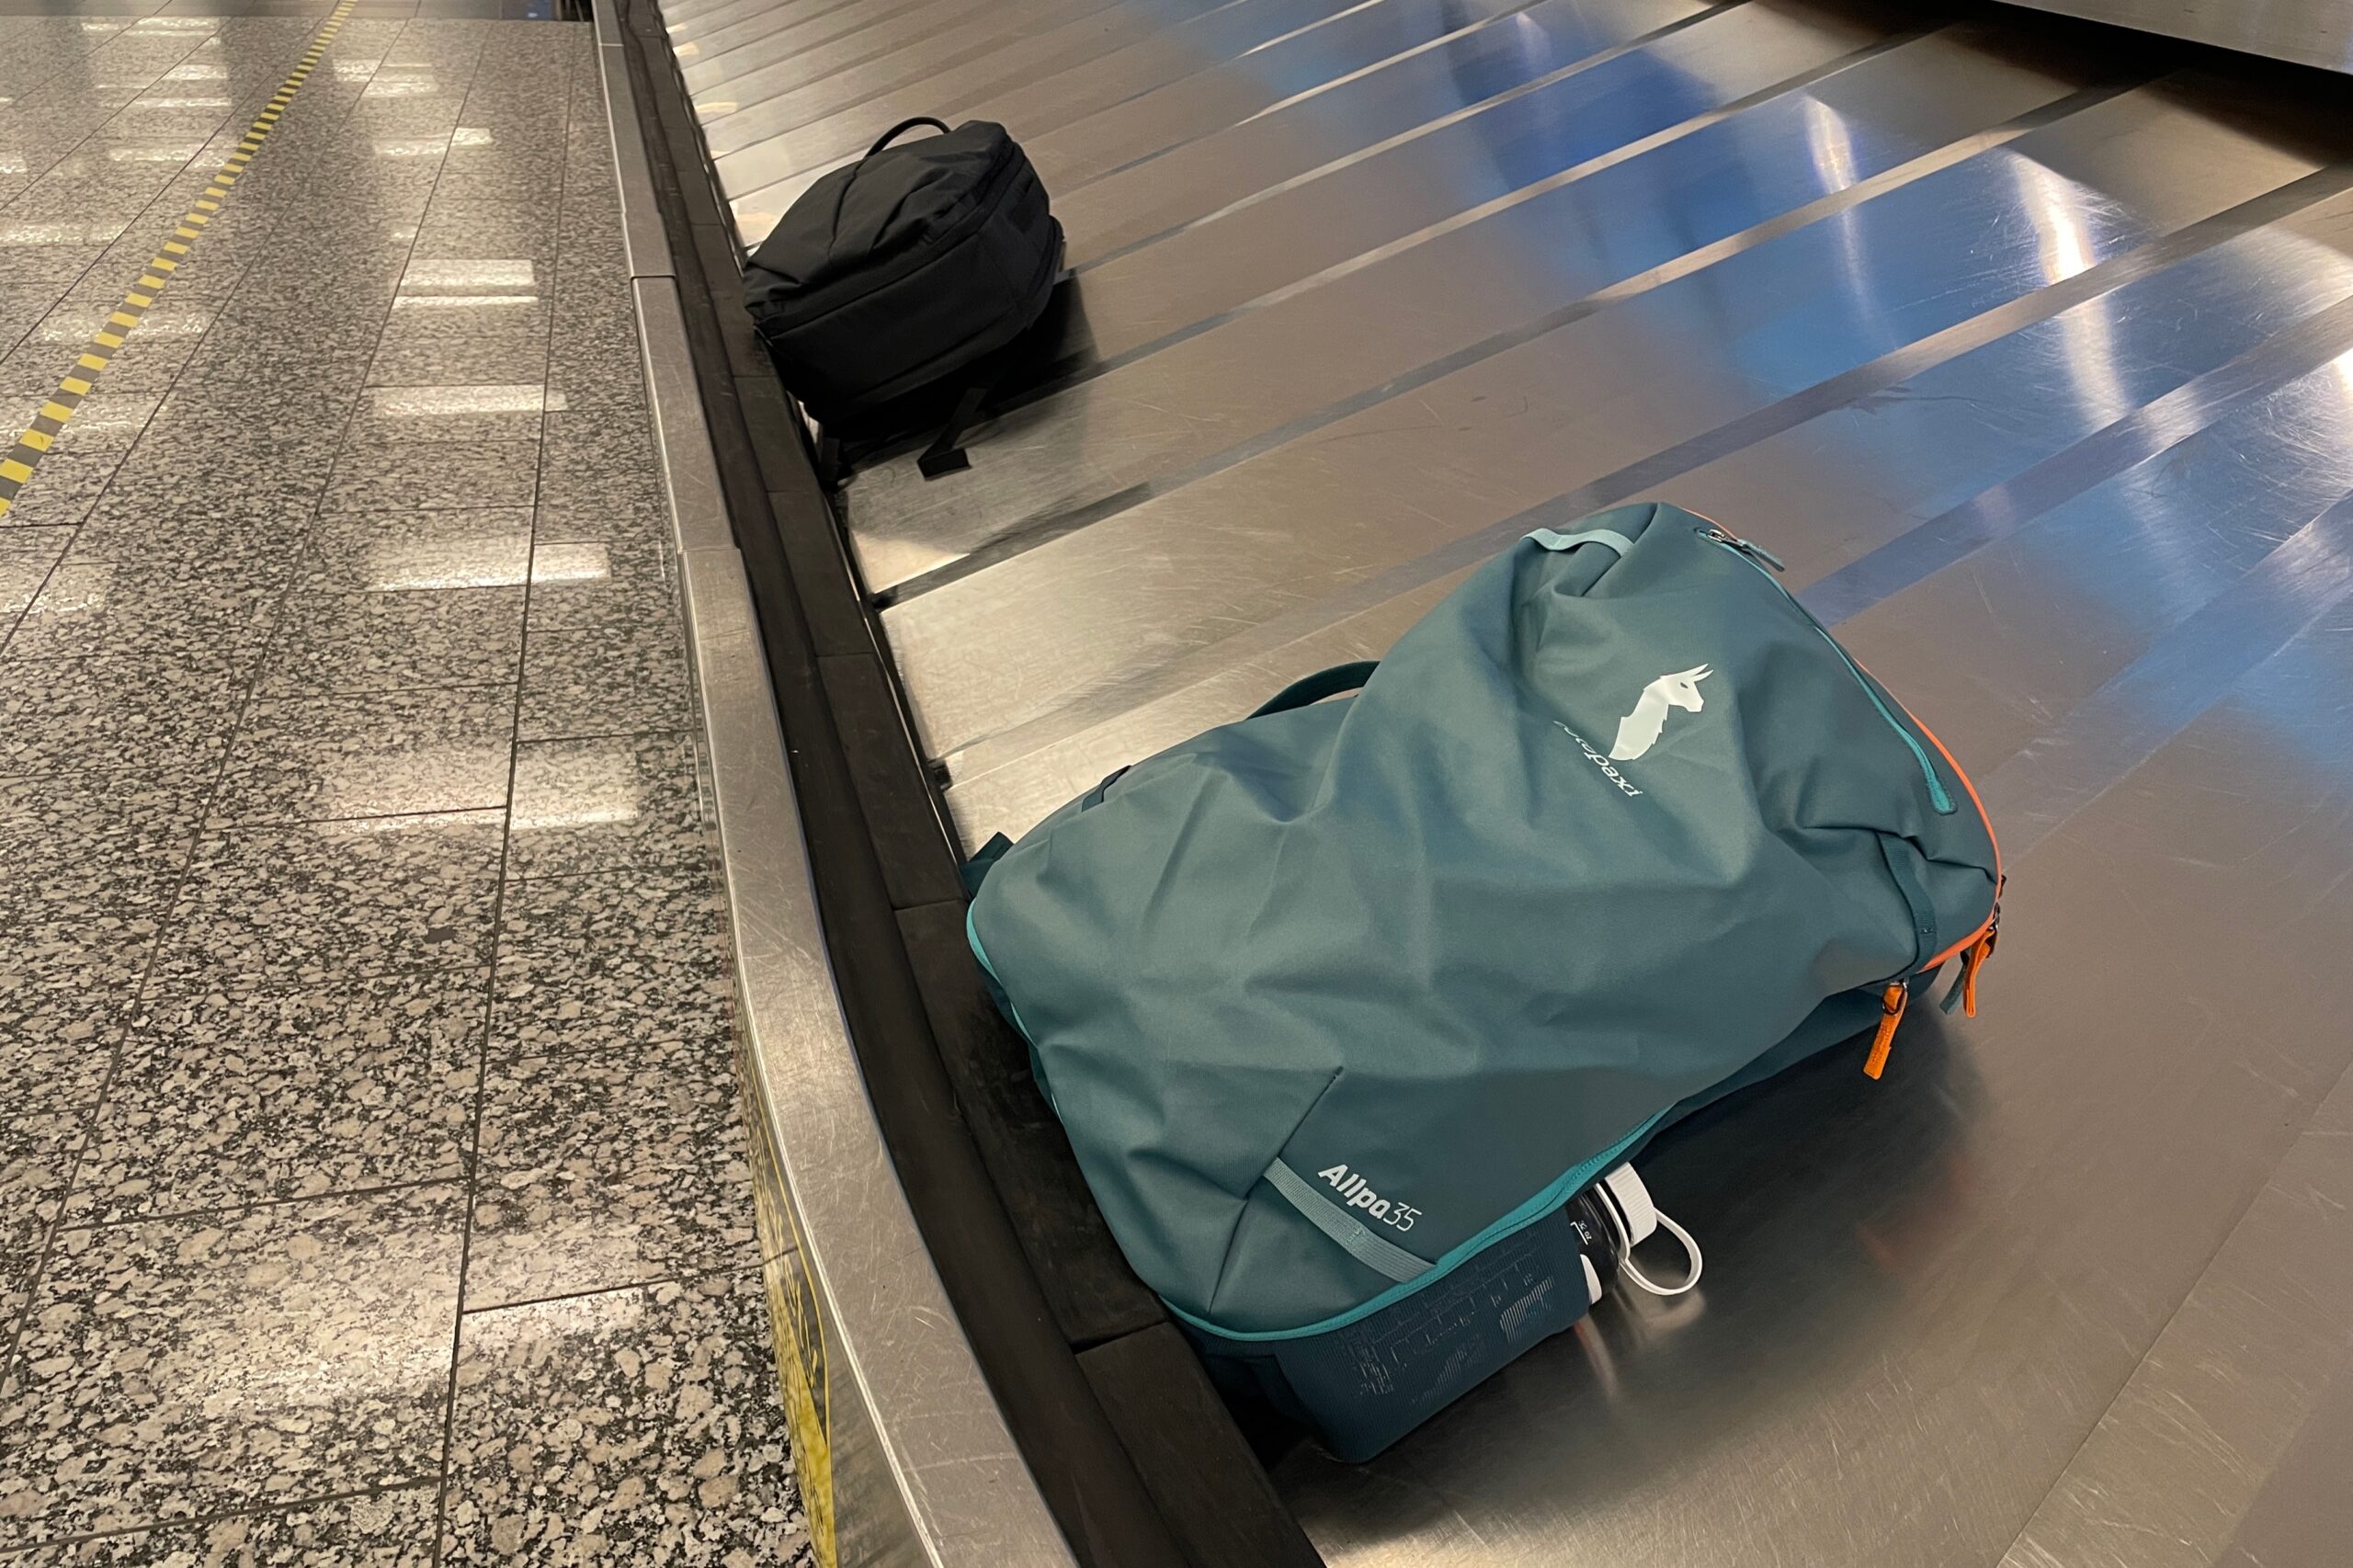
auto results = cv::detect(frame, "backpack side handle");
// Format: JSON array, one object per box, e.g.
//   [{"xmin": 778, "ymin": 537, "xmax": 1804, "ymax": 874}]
[
  {"xmin": 867, "ymin": 116, "xmax": 950, "ymax": 158},
  {"xmin": 1252, "ymin": 661, "xmax": 1379, "ymax": 718}
]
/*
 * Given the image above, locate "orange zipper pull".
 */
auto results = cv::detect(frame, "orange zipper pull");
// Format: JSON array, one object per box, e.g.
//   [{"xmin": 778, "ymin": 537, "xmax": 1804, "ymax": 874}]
[
  {"xmin": 1959, "ymin": 910, "xmax": 2001, "ymax": 1016},
  {"xmin": 1863, "ymin": 982, "xmax": 1908, "ymax": 1079},
  {"xmin": 1960, "ymin": 928, "xmax": 1995, "ymax": 1017}
]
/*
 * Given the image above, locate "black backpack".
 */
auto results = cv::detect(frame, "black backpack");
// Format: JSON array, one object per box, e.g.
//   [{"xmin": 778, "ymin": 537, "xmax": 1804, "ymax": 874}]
[{"xmin": 744, "ymin": 118, "xmax": 1061, "ymax": 478}]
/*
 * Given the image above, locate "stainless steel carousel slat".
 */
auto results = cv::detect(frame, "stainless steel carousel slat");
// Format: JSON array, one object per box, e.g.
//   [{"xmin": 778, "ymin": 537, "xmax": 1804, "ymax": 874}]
[
  {"xmin": 705, "ymin": 0, "xmax": 1244, "ymax": 199},
  {"xmin": 1051, "ymin": 0, "xmax": 1730, "ymax": 266},
  {"xmin": 678, "ymin": 0, "xmax": 956, "ymax": 90},
  {"xmin": 722, "ymin": 0, "xmax": 1374, "ymax": 235},
  {"xmin": 1031, "ymin": 0, "xmax": 1672, "ymax": 195},
  {"xmin": 691, "ymin": 0, "xmax": 1218, "ymax": 111},
  {"xmin": 1841, "ymin": 364, "xmax": 2353, "ymax": 785},
  {"xmin": 1665, "ymin": 199, "xmax": 2353, "ymax": 573},
  {"xmin": 842, "ymin": 11, "xmax": 2094, "ymax": 590},
  {"xmin": 688, "ymin": 0, "xmax": 1016, "ymax": 111},
  {"xmin": 1042, "ymin": 12, "xmax": 1969, "ymax": 369},
  {"xmin": 876, "ymin": 80, "xmax": 2327, "ymax": 765},
  {"xmin": 698, "ymin": 0, "xmax": 1147, "ymax": 157},
  {"xmin": 2006, "ymin": 1042, "xmax": 2353, "ymax": 1568}
]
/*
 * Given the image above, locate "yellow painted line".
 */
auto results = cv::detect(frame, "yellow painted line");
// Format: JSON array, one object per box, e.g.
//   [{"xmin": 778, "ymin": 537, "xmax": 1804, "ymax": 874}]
[{"xmin": 0, "ymin": 0, "xmax": 358, "ymax": 517}]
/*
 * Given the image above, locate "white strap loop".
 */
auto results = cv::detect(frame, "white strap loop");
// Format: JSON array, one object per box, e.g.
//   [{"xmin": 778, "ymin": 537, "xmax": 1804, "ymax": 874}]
[{"xmin": 1597, "ymin": 1165, "xmax": 1704, "ymax": 1297}]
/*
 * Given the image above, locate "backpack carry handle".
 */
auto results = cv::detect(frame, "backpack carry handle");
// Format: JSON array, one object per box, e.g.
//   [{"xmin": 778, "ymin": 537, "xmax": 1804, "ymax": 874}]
[
  {"xmin": 867, "ymin": 116, "xmax": 950, "ymax": 158},
  {"xmin": 1253, "ymin": 661, "xmax": 1379, "ymax": 718}
]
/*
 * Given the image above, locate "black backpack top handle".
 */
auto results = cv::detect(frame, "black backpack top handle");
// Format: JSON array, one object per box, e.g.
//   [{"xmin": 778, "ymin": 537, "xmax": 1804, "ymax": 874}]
[{"xmin": 867, "ymin": 116, "xmax": 949, "ymax": 158}]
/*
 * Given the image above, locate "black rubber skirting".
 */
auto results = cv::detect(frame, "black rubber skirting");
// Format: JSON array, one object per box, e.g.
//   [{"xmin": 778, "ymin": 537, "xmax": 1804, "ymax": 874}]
[{"xmin": 612, "ymin": 4, "xmax": 1322, "ymax": 1564}]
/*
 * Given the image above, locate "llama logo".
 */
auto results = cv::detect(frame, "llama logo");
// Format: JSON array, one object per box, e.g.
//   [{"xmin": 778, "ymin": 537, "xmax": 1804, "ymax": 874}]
[{"xmin": 1609, "ymin": 665, "xmax": 1712, "ymax": 761}]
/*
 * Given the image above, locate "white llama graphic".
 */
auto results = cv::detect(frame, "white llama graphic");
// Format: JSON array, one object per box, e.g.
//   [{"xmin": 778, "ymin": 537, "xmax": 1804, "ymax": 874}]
[{"xmin": 1609, "ymin": 665, "xmax": 1712, "ymax": 761}]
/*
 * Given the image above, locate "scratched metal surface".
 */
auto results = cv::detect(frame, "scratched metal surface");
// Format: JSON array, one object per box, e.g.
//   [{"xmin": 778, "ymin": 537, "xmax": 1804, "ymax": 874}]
[{"xmin": 663, "ymin": 0, "xmax": 2353, "ymax": 1562}]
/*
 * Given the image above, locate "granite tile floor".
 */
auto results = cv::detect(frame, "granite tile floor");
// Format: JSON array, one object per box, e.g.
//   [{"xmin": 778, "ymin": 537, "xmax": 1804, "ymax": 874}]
[{"xmin": 0, "ymin": 6, "xmax": 803, "ymax": 1562}]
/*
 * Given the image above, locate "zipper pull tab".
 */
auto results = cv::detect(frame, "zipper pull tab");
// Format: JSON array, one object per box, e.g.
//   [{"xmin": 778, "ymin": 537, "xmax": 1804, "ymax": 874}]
[
  {"xmin": 1864, "ymin": 982, "xmax": 1908, "ymax": 1079},
  {"xmin": 1941, "ymin": 907, "xmax": 2001, "ymax": 1016},
  {"xmin": 1698, "ymin": 523, "xmax": 1787, "ymax": 572},
  {"xmin": 1963, "ymin": 919, "xmax": 1998, "ymax": 1017}
]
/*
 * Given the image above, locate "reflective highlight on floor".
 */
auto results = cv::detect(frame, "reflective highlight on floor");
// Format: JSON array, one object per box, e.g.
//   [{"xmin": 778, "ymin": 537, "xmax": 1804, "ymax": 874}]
[
  {"xmin": 665, "ymin": 0, "xmax": 2353, "ymax": 1562},
  {"xmin": 0, "ymin": 6, "xmax": 804, "ymax": 1561}
]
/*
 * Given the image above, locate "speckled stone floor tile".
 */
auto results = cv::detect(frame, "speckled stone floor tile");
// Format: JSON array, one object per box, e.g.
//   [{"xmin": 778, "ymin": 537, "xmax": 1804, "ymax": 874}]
[
  {"xmin": 440, "ymin": 1272, "xmax": 809, "ymax": 1566},
  {"xmin": 525, "ymin": 539, "xmax": 675, "ymax": 633},
  {"xmin": 66, "ymin": 493, "xmax": 319, "ymax": 574},
  {"xmin": 211, "ymin": 685, "xmax": 516, "ymax": 825},
  {"xmin": 0, "ymin": 528, "xmax": 69, "ymax": 617},
  {"xmin": 347, "ymin": 385, "xmax": 551, "ymax": 448},
  {"xmin": 544, "ymin": 324, "xmax": 648, "ymax": 423},
  {"xmin": 0, "ymin": 450, "xmax": 130, "ymax": 529},
  {"xmin": 491, "ymin": 867, "xmax": 732, "ymax": 1059},
  {"xmin": 507, "ymin": 733, "xmax": 703, "ymax": 880},
  {"xmin": 0, "ymin": 655, "xmax": 247, "ymax": 781},
  {"xmin": 0, "ymin": 976, "xmax": 136, "ymax": 1118},
  {"xmin": 531, "ymin": 493, "xmax": 668, "ymax": 550},
  {"xmin": 466, "ymin": 1034, "xmax": 756, "ymax": 1309},
  {"xmin": 0, "ymin": 773, "xmax": 197, "ymax": 855},
  {"xmin": 156, "ymin": 812, "xmax": 506, "ymax": 988},
  {"xmin": 0, "ymin": 376, "xmax": 152, "ymax": 437},
  {"xmin": 412, "ymin": 198, "xmax": 561, "ymax": 263},
  {"xmin": 258, "ymin": 585, "xmax": 526, "ymax": 699},
  {"xmin": 0, "ymin": 1185, "xmax": 465, "ymax": 1544},
  {"xmin": 0, "ymin": 1111, "xmax": 81, "ymax": 1331},
  {"xmin": 7, "ymin": 831, "xmax": 196, "ymax": 975},
  {"xmin": 517, "ymin": 622, "xmax": 690, "ymax": 742},
  {"xmin": 7, "ymin": 1486, "xmax": 440, "ymax": 1564},
  {"xmin": 320, "ymin": 439, "xmax": 542, "ymax": 515},
  {"xmin": 301, "ymin": 506, "xmax": 533, "ymax": 595},
  {"xmin": 6, "ymin": 562, "xmax": 288, "ymax": 665},
  {"xmin": 367, "ymin": 303, "xmax": 552, "ymax": 389},
  {"xmin": 69, "ymin": 965, "xmax": 488, "ymax": 1223},
  {"xmin": 536, "ymin": 411, "xmax": 661, "ymax": 518}
]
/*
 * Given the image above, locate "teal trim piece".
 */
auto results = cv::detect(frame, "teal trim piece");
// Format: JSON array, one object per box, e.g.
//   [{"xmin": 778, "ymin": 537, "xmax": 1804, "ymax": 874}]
[
  {"xmin": 1528, "ymin": 526, "xmax": 1637, "ymax": 556},
  {"xmin": 1174, "ymin": 1110, "xmax": 1667, "ymax": 1343},
  {"xmin": 1265, "ymin": 1159, "xmax": 1432, "ymax": 1284},
  {"xmin": 1705, "ymin": 536, "xmax": 1956, "ymax": 813}
]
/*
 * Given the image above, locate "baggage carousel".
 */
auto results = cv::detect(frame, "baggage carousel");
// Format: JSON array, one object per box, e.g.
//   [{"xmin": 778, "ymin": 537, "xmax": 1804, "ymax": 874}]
[{"xmin": 608, "ymin": 0, "xmax": 2353, "ymax": 1561}]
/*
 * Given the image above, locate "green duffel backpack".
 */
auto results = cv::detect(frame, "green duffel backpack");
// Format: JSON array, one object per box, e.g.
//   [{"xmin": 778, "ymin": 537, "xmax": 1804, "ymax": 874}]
[{"xmin": 965, "ymin": 501, "xmax": 2001, "ymax": 1459}]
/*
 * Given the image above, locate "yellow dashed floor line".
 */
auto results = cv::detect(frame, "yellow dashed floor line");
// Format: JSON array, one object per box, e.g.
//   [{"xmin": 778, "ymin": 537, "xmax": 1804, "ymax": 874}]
[{"xmin": 0, "ymin": 0, "xmax": 358, "ymax": 516}]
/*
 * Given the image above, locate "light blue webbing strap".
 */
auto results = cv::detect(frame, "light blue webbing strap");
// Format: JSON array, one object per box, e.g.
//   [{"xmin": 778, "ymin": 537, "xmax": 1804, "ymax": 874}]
[
  {"xmin": 1527, "ymin": 526, "xmax": 1637, "ymax": 556},
  {"xmin": 1264, "ymin": 1159, "xmax": 1432, "ymax": 1284}
]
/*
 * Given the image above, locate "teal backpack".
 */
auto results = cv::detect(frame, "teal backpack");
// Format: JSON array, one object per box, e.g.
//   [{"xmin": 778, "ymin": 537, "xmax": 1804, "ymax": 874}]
[{"xmin": 965, "ymin": 502, "xmax": 2002, "ymax": 1459}]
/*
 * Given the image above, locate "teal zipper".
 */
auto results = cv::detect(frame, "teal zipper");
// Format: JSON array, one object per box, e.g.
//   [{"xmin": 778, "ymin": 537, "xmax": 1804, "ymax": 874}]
[
  {"xmin": 1169, "ymin": 1109, "xmax": 1667, "ymax": 1343},
  {"xmin": 1700, "ymin": 527, "xmax": 1954, "ymax": 814}
]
